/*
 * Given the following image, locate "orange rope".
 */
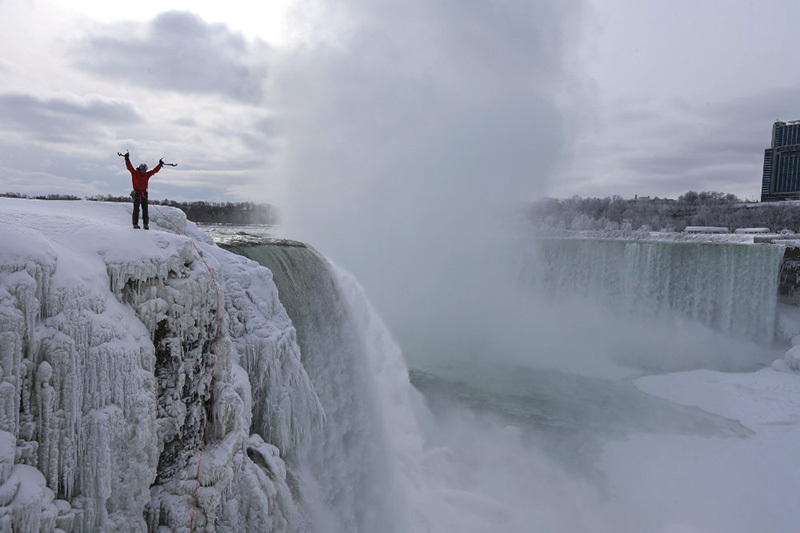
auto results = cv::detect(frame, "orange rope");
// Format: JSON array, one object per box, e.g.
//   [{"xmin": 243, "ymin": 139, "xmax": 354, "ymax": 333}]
[{"xmin": 148, "ymin": 203, "xmax": 222, "ymax": 532}]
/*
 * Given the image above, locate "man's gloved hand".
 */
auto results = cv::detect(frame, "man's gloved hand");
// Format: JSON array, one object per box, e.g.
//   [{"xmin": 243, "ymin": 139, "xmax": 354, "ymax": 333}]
[{"xmin": 159, "ymin": 158, "xmax": 164, "ymax": 166}]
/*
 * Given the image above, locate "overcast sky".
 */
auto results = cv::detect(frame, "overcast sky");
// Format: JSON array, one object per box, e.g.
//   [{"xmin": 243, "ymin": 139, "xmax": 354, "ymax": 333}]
[{"xmin": 0, "ymin": 0, "xmax": 797, "ymax": 205}]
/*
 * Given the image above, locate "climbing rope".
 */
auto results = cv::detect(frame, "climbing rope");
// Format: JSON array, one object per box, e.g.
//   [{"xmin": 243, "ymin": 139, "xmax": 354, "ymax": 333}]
[{"xmin": 147, "ymin": 203, "xmax": 222, "ymax": 532}]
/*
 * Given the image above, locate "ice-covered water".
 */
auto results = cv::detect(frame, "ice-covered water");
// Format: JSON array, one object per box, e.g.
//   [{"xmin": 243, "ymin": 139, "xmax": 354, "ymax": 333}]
[{"xmin": 198, "ymin": 223, "xmax": 276, "ymax": 242}]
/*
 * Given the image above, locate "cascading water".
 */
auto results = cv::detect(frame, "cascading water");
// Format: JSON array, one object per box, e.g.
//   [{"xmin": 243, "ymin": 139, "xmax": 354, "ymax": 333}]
[
  {"xmin": 219, "ymin": 231, "xmax": 790, "ymax": 533},
  {"xmin": 213, "ymin": 225, "xmax": 792, "ymax": 533},
  {"xmin": 224, "ymin": 242, "xmax": 417, "ymax": 533},
  {"xmin": 526, "ymin": 238, "xmax": 786, "ymax": 344}
]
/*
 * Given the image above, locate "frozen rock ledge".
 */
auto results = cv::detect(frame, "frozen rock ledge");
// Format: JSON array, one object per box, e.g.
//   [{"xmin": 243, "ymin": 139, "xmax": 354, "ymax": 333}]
[{"xmin": 0, "ymin": 198, "xmax": 320, "ymax": 532}]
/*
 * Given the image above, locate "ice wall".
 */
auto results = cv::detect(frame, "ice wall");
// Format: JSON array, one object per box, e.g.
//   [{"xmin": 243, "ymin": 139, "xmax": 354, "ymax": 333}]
[
  {"xmin": 0, "ymin": 224, "xmax": 160, "ymax": 531},
  {"xmin": 528, "ymin": 238, "xmax": 785, "ymax": 344},
  {"xmin": 0, "ymin": 199, "xmax": 318, "ymax": 532}
]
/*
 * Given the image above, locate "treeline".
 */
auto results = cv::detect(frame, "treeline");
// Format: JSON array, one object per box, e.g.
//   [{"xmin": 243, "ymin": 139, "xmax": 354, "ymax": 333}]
[
  {"xmin": 161, "ymin": 200, "xmax": 277, "ymax": 225},
  {"xmin": 0, "ymin": 192, "xmax": 81, "ymax": 201},
  {"xmin": 0, "ymin": 192, "xmax": 278, "ymax": 225},
  {"xmin": 530, "ymin": 191, "xmax": 800, "ymax": 233}
]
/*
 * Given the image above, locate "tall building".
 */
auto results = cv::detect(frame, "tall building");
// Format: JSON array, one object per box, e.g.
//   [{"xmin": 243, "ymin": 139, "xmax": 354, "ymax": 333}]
[{"xmin": 761, "ymin": 120, "xmax": 800, "ymax": 201}]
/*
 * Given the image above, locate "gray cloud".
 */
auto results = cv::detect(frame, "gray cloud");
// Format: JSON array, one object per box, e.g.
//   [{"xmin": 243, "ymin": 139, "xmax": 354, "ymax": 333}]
[
  {"xmin": 0, "ymin": 140, "xmax": 125, "ymax": 197},
  {"xmin": 0, "ymin": 103, "xmax": 278, "ymax": 203},
  {"xmin": 694, "ymin": 87, "xmax": 798, "ymax": 125},
  {"xmin": 74, "ymin": 11, "xmax": 268, "ymax": 103},
  {"xmin": 215, "ymin": 116, "xmax": 276, "ymax": 153},
  {"xmin": 625, "ymin": 139, "xmax": 761, "ymax": 175},
  {"xmin": 0, "ymin": 93, "xmax": 142, "ymax": 143},
  {"xmin": 559, "ymin": 86, "xmax": 799, "ymax": 199},
  {"xmin": 0, "ymin": 136, "xmax": 274, "ymax": 203},
  {"xmin": 171, "ymin": 117, "xmax": 198, "ymax": 128}
]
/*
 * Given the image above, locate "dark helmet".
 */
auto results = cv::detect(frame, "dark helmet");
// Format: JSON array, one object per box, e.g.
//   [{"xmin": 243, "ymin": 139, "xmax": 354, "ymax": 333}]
[{"xmin": 137, "ymin": 163, "xmax": 148, "ymax": 172}]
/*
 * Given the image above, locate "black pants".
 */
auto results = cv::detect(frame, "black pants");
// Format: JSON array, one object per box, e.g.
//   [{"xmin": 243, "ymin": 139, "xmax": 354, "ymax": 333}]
[{"xmin": 132, "ymin": 190, "xmax": 149, "ymax": 226}]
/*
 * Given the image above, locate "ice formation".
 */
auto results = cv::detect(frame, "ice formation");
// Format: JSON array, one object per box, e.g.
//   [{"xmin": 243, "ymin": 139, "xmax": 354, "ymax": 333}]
[
  {"xmin": 0, "ymin": 199, "xmax": 318, "ymax": 531},
  {"xmin": 779, "ymin": 335, "xmax": 800, "ymax": 371}
]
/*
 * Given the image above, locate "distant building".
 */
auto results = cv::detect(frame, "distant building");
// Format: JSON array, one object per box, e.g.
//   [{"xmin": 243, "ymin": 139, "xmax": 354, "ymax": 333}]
[
  {"xmin": 761, "ymin": 120, "xmax": 800, "ymax": 201},
  {"xmin": 684, "ymin": 226, "xmax": 729, "ymax": 234},
  {"xmin": 734, "ymin": 228, "xmax": 770, "ymax": 234}
]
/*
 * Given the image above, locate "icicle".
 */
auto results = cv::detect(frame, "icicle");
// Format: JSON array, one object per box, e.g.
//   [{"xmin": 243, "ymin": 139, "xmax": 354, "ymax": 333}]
[{"xmin": 35, "ymin": 362, "xmax": 58, "ymax": 491}]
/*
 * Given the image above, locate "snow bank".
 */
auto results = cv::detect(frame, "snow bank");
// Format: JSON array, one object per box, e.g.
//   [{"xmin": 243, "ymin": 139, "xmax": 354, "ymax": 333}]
[
  {"xmin": 0, "ymin": 198, "xmax": 314, "ymax": 531},
  {"xmin": 596, "ymin": 368, "xmax": 800, "ymax": 533},
  {"xmin": 779, "ymin": 343, "xmax": 800, "ymax": 371}
]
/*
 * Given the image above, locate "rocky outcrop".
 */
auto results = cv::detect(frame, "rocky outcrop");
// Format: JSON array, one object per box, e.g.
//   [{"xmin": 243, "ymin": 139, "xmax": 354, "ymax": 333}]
[{"xmin": 777, "ymin": 245, "xmax": 800, "ymax": 306}]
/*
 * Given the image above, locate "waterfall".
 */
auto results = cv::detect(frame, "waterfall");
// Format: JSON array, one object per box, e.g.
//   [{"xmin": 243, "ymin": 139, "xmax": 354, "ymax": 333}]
[
  {"xmin": 225, "ymin": 243, "xmax": 420, "ymax": 533},
  {"xmin": 526, "ymin": 238, "xmax": 785, "ymax": 344}
]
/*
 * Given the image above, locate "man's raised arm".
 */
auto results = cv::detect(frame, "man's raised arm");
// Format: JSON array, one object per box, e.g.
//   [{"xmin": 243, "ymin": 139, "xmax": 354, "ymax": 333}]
[
  {"xmin": 124, "ymin": 153, "xmax": 135, "ymax": 174},
  {"xmin": 146, "ymin": 160, "xmax": 164, "ymax": 178}
]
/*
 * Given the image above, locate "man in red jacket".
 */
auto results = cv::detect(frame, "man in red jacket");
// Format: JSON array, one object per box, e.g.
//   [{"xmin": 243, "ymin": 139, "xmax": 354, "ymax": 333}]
[{"xmin": 122, "ymin": 152, "xmax": 163, "ymax": 230}]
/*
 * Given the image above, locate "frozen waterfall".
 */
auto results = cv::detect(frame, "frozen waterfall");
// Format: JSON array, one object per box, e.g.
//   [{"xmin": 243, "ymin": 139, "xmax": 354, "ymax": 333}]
[
  {"xmin": 224, "ymin": 243, "xmax": 423, "ymax": 533},
  {"xmin": 526, "ymin": 238, "xmax": 785, "ymax": 344}
]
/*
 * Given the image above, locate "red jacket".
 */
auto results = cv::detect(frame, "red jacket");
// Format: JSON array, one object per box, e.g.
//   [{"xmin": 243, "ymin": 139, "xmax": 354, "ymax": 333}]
[{"xmin": 126, "ymin": 157, "xmax": 162, "ymax": 191}]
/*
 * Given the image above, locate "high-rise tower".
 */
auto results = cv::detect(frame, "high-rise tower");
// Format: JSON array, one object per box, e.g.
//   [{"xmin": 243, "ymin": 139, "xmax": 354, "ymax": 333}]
[{"xmin": 761, "ymin": 120, "xmax": 800, "ymax": 201}]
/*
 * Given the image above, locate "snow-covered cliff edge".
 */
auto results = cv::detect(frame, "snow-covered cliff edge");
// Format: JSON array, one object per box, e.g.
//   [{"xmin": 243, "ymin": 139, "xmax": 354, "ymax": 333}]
[{"xmin": 0, "ymin": 198, "xmax": 322, "ymax": 532}]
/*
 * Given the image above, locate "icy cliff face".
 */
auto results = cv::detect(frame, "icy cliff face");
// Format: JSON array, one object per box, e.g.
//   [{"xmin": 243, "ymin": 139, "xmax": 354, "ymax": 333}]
[
  {"xmin": 0, "ymin": 199, "xmax": 317, "ymax": 532},
  {"xmin": 528, "ymin": 238, "xmax": 785, "ymax": 344}
]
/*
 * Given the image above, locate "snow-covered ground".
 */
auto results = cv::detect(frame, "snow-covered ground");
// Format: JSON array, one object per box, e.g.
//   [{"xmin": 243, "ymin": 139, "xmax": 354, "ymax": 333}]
[
  {"xmin": 599, "ymin": 367, "xmax": 800, "ymax": 533},
  {"xmin": 411, "ymin": 342, "xmax": 799, "ymax": 533}
]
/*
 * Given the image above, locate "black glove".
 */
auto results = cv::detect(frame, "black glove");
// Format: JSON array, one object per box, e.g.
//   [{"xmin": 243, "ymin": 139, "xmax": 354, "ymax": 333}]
[
  {"xmin": 159, "ymin": 158, "xmax": 164, "ymax": 166},
  {"xmin": 117, "ymin": 151, "xmax": 129, "ymax": 158}
]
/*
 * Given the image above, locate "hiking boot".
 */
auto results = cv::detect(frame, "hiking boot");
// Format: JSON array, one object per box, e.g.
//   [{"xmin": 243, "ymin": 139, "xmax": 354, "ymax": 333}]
[
  {"xmin": 133, "ymin": 225, "xmax": 141, "ymax": 229},
  {"xmin": 143, "ymin": 225, "xmax": 149, "ymax": 230}
]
